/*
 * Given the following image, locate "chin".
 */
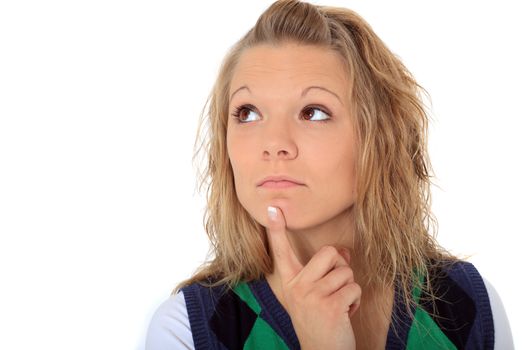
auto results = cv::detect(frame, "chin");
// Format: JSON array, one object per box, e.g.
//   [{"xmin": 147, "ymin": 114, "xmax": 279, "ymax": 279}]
[{"xmin": 247, "ymin": 200, "xmax": 317, "ymax": 231}]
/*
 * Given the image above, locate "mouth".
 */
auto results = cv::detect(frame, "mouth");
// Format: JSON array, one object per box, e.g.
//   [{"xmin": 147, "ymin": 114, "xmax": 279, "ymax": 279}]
[
  {"xmin": 258, "ymin": 180, "xmax": 304, "ymax": 189},
  {"xmin": 257, "ymin": 180, "xmax": 305, "ymax": 190},
  {"xmin": 257, "ymin": 175, "xmax": 305, "ymax": 187}
]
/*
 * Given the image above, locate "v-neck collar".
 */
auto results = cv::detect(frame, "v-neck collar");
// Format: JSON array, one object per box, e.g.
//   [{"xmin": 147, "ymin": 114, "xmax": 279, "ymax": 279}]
[{"xmin": 247, "ymin": 277, "xmax": 412, "ymax": 349}]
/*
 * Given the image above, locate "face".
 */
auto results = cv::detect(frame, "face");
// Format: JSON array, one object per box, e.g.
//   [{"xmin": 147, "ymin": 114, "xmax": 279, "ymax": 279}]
[{"xmin": 226, "ymin": 42, "xmax": 358, "ymax": 232}]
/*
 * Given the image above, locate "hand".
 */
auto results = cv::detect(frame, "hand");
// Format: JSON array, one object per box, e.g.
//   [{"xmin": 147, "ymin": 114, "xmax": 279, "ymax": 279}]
[{"xmin": 266, "ymin": 206, "xmax": 361, "ymax": 350}]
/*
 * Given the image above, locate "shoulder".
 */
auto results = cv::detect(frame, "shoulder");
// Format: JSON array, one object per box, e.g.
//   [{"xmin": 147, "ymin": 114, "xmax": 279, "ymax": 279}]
[
  {"xmin": 145, "ymin": 291, "xmax": 195, "ymax": 350},
  {"xmin": 426, "ymin": 260, "xmax": 513, "ymax": 349},
  {"xmin": 428, "ymin": 260, "xmax": 491, "ymax": 307},
  {"xmin": 482, "ymin": 277, "xmax": 514, "ymax": 349}
]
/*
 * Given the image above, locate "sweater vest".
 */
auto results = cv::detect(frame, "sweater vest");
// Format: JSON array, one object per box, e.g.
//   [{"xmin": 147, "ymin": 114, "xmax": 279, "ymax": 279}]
[{"xmin": 181, "ymin": 261, "xmax": 494, "ymax": 349}]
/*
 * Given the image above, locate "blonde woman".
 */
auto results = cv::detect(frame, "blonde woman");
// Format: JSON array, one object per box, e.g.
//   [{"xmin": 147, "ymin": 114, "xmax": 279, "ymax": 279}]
[{"xmin": 146, "ymin": 1, "xmax": 512, "ymax": 349}]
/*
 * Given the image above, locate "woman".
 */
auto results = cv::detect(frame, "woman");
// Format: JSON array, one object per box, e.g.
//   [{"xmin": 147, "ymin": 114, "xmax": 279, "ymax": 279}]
[{"xmin": 146, "ymin": 1, "xmax": 512, "ymax": 349}]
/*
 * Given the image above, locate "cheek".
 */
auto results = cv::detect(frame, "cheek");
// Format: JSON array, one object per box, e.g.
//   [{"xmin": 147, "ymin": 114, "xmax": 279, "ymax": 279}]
[
  {"xmin": 227, "ymin": 127, "xmax": 261, "ymax": 167},
  {"xmin": 317, "ymin": 143, "xmax": 357, "ymax": 192},
  {"xmin": 226, "ymin": 129, "xmax": 240, "ymax": 168},
  {"xmin": 227, "ymin": 134, "xmax": 254, "ymax": 203},
  {"xmin": 227, "ymin": 136, "xmax": 247, "ymax": 176}
]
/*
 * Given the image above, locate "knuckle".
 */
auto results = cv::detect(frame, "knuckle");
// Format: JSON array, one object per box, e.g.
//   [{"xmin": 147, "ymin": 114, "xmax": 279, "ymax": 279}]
[
  {"xmin": 320, "ymin": 245, "xmax": 338, "ymax": 257},
  {"xmin": 344, "ymin": 282, "xmax": 361, "ymax": 302},
  {"xmin": 341, "ymin": 266, "xmax": 354, "ymax": 280},
  {"xmin": 333, "ymin": 265, "xmax": 353, "ymax": 279},
  {"xmin": 353, "ymin": 282, "xmax": 362, "ymax": 297}
]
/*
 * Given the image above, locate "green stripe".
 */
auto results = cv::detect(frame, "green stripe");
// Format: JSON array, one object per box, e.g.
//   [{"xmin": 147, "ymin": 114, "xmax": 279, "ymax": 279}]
[
  {"xmin": 233, "ymin": 282, "xmax": 290, "ymax": 349},
  {"xmin": 243, "ymin": 317, "xmax": 290, "ymax": 350},
  {"xmin": 406, "ymin": 307, "xmax": 457, "ymax": 350},
  {"xmin": 233, "ymin": 282, "xmax": 262, "ymax": 314},
  {"xmin": 406, "ymin": 269, "xmax": 457, "ymax": 349},
  {"xmin": 235, "ymin": 275, "xmax": 458, "ymax": 350},
  {"xmin": 412, "ymin": 269, "xmax": 424, "ymax": 303}
]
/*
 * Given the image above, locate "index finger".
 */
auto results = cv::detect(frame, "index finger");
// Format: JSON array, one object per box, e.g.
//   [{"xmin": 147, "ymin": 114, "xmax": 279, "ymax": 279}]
[{"xmin": 266, "ymin": 206, "xmax": 303, "ymax": 283}]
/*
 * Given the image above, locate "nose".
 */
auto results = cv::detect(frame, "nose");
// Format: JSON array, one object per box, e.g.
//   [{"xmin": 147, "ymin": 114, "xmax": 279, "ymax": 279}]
[{"xmin": 262, "ymin": 119, "xmax": 298, "ymax": 161}]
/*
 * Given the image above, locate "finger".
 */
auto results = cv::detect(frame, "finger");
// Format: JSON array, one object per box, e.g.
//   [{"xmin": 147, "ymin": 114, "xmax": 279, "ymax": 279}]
[
  {"xmin": 266, "ymin": 206, "xmax": 303, "ymax": 282},
  {"xmin": 299, "ymin": 245, "xmax": 350, "ymax": 283},
  {"xmin": 332, "ymin": 247, "xmax": 351, "ymax": 270},
  {"xmin": 312, "ymin": 265, "xmax": 354, "ymax": 297},
  {"xmin": 332, "ymin": 282, "xmax": 362, "ymax": 318}
]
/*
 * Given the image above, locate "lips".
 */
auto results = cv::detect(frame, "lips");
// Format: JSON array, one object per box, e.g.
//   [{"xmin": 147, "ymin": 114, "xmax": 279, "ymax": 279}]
[{"xmin": 257, "ymin": 175, "xmax": 305, "ymax": 187}]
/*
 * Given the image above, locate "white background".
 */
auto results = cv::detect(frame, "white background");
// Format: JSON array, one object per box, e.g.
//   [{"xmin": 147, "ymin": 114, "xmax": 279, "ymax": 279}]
[{"xmin": 0, "ymin": 1, "xmax": 523, "ymax": 349}]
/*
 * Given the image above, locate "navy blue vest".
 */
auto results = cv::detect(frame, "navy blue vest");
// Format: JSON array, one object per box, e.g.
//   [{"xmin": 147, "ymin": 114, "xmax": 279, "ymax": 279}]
[{"xmin": 182, "ymin": 261, "xmax": 494, "ymax": 349}]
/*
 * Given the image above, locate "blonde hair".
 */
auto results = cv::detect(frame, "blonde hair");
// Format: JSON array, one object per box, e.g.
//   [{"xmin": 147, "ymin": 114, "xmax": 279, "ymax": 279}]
[{"xmin": 175, "ymin": 0, "xmax": 456, "ymax": 320}]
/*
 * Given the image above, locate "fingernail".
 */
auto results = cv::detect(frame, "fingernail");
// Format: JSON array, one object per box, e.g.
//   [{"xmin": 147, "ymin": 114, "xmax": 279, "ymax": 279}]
[{"xmin": 267, "ymin": 206, "xmax": 277, "ymax": 221}]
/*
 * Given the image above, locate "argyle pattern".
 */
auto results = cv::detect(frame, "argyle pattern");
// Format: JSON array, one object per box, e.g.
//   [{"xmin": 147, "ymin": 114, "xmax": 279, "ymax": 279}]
[
  {"xmin": 182, "ymin": 261, "xmax": 493, "ymax": 350},
  {"xmin": 405, "ymin": 265, "xmax": 477, "ymax": 349},
  {"xmin": 209, "ymin": 283, "xmax": 289, "ymax": 349}
]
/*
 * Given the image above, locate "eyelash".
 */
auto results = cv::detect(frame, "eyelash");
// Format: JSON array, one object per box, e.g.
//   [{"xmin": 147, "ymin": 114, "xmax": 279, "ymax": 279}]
[{"xmin": 231, "ymin": 104, "xmax": 332, "ymax": 124}]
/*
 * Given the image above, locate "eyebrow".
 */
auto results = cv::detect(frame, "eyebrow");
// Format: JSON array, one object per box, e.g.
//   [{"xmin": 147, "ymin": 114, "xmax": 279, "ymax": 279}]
[{"xmin": 229, "ymin": 85, "xmax": 343, "ymax": 104}]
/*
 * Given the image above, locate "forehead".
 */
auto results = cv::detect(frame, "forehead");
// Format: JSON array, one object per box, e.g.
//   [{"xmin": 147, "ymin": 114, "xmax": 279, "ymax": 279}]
[{"xmin": 230, "ymin": 43, "xmax": 349, "ymax": 97}]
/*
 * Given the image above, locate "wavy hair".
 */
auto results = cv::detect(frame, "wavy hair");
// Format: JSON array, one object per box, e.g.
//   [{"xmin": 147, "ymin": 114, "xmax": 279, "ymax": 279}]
[{"xmin": 174, "ymin": 0, "xmax": 456, "ymax": 321}]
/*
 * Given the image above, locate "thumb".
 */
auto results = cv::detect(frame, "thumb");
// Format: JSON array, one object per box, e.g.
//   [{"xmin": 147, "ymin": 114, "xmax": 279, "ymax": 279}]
[{"xmin": 266, "ymin": 206, "xmax": 303, "ymax": 282}]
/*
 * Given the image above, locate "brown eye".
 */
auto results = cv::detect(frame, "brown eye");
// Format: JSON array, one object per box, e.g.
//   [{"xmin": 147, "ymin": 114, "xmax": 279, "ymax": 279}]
[
  {"xmin": 238, "ymin": 108, "xmax": 252, "ymax": 122},
  {"xmin": 301, "ymin": 106, "xmax": 331, "ymax": 122},
  {"xmin": 232, "ymin": 105, "xmax": 259, "ymax": 123}
]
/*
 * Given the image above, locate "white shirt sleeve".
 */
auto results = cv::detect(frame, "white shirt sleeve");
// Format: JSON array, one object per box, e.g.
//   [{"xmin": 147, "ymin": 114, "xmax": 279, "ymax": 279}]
[
  {"xmin": 483, "ymin": 277, "xmax": 514, "ymax": 350},
  {"xmin": 145, "ymin": 291, "xmax": 196, "ymax": 350}
]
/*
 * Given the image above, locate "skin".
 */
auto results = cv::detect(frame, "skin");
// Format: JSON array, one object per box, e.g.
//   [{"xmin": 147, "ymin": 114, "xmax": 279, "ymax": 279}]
[
  {"xmin": 226, "ymin": 43, "xmax": 390, "ymax": 349},
  {"xmin": 227, "ymin": 42, "xmax": 358, "ymax": 264}
]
